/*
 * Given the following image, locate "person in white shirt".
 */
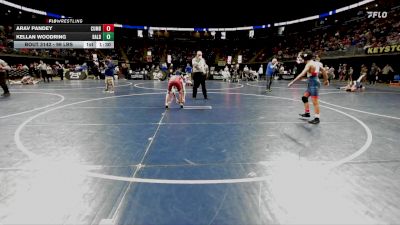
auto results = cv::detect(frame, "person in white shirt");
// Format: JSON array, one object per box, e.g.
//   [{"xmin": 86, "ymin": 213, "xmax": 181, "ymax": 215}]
[
  {"xmin": 114, "ymin": 65, "xmax": 120, "ymax": 80},
  {"xmin": 243, "ymin": 65, "xmax": 250, "ymax": 80},
  {"xmin": 222, "ymin": 65, "xmax": 231, "ymax": 82},
  {"xmin": 191, "ymin": 51, "xmax": 208, "ymax": 99},
  {"xmin": 250, "ymin": 69, "xmax": 259, "ymax": 81},
  {"xmin": 258, "ymin": 65, "xmax": 264, "ymax": 80},
  {"xmin": 39, "ymin": 60, "xmax": 49, "ymax": 82},
  {"xmin": 327, "ymin": 66, "xmax": 335, "ymax": 82},
  {"xmin": 46, "ymin": 65, "xmax": 54, "ymax": 81},
  {"xmin": 382, "ymin": 64, "xmax": 394, "ymax": 83},
  {"xmin": 279, "ymin": 65, "xmax": 285, "ymax": 74},
  {"xmin": 55, "ymin": 61, "xmax": 64, "ymax": 80},
  {"xmin": 153, "ymin": 66, "xmax": 163, "ymax": 81}
]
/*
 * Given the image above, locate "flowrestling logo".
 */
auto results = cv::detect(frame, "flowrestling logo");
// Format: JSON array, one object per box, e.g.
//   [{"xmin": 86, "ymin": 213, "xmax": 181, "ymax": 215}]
[
  {"xmin": 367, "ymin": 11, "xmax": 388, "ymax": 18},
  {"xmin": 47, "ymin": 19, "xmax": 83, "ymax": 23}
]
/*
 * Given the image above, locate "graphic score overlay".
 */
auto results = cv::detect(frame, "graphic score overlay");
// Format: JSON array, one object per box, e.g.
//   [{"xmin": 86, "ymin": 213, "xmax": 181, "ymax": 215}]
[{"xmin": 13, "ymin": 24, "xmax": 114, "ymax": 49}]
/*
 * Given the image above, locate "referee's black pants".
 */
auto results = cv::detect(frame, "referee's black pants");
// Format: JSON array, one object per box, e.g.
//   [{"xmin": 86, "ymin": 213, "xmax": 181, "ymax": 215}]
[
  {"xmin": 0, "ymin": 72, "xmax": 9, "ymax": 94},
  {"xmin": 192, "ymin": 72, "xmax": 207, "ymax": 99},
  {"xmin": 58, "ymin": 69, "xmax": 64, "ymax": 80},
  {"xmin": 266, "ymin": 75, "xmax": 273, "ymax": 90},
  {"xmin": 41, "ymin": 70, "xmax": 49, "ymax": 82}
]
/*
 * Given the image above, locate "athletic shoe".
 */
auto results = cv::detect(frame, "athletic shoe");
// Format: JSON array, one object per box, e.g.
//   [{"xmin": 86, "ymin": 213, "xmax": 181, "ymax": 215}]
[
  {"xmin": 1, "ymin": 92, "xmax": 10, "ymax": 97},
  {"xmin": 308, "ymin": 118, "xmax": 320, "ymax": 124},
  {"xmin": 299, "ymin": 113, "xmax": 311, "ymax": 118}
]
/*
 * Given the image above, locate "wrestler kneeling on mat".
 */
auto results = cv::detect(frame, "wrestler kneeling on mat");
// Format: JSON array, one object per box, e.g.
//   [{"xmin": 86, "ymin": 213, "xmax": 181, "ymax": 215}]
[
  {"xmin": 165, "ymin": 74, "xmax": 185, "ymax": 109},
  {"xmin": 288, "ymin": 51, "xmax": 329, "ymax": 124}
]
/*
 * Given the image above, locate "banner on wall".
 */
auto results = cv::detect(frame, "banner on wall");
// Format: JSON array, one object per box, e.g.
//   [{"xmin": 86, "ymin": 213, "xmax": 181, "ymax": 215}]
[
  {"xmin": 365, "ymin": 44, "xmax": 400, "ymax": 54},
  {"xmin": 65, "ymin": 71, "xmax": 87, "ymax": 80},
  {"xmin": 227, "ymin": 56, "xmax": 232, "ymax": 64}
]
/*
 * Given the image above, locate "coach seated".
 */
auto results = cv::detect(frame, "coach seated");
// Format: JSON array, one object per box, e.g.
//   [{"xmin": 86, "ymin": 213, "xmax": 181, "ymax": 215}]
[{"xmin": 222, "ymin": 66, "xmax": 231, "ymax": 82}]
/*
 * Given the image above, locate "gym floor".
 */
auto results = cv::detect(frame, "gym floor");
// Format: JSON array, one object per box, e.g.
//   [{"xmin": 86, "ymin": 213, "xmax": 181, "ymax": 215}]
[{"xmin": 0, "ymin": 79, "xmax": 399, "ymax": 225}]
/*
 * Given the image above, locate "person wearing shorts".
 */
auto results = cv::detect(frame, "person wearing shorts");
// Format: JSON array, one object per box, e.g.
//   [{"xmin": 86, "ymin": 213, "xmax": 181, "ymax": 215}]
[
  {"xmin": 288, "ymin": 51, "xmax": 329, "ymax": 124},
  {"xmin": 104, "ymin": 57, "xmax": 115, "ymax": 93},
  {"xmin": 165, "ymin": 75, "xmax": 184, "ymax": 108}
]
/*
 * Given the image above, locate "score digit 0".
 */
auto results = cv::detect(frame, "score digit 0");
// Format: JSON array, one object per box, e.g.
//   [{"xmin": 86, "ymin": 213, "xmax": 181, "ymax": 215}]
[
  {"xmin": 102, "ymin": 32, "xmax": 114, "ymax": 41},
  {"xmin": 102, "ymin": 24, "xmax": 114, "ymax": 32}
]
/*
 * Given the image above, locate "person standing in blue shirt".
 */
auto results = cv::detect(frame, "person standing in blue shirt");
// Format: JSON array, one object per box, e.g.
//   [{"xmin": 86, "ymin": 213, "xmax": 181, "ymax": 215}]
[
  {"xmin": 104, "ymin": 57, "xmax": 115, "ymax": 93},
  {"xmin": 185, "ymin": 63, "xmax": 192, "ymax": 74},
  {"xmin": 161, "ymin": 63, "xmax": 168, "ymax": 73},
  {"xmin": 265, "ymin": 58, "xmax": 278, "ymax": 92}
]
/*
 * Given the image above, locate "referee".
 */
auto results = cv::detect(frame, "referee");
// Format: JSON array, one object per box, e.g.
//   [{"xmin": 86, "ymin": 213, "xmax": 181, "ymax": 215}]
[
  {"xmin": 192, "ymin": 51, "xmax": 207, "ymax": 99},
  {"xmin": 0, "ymin": 58, "xmax": 11, "ymax": 97}
]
